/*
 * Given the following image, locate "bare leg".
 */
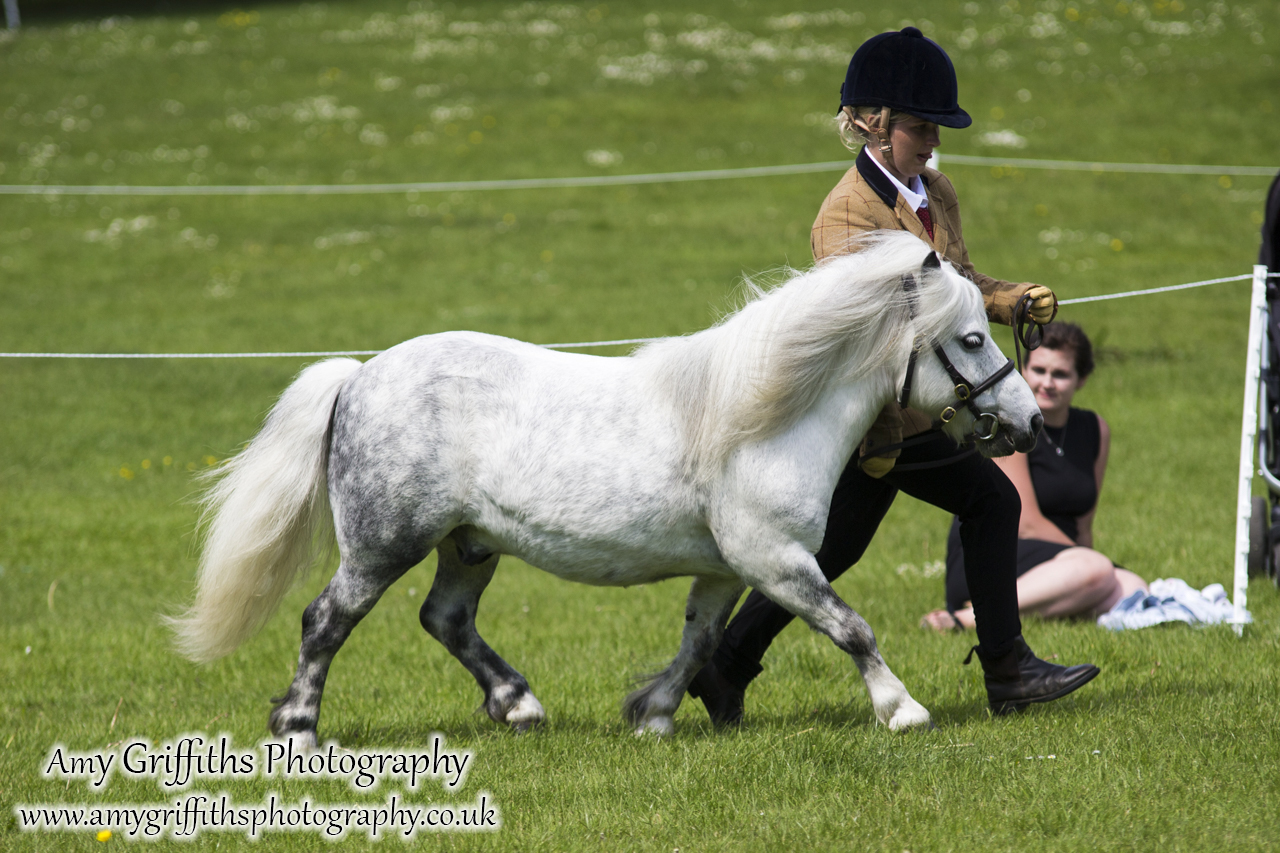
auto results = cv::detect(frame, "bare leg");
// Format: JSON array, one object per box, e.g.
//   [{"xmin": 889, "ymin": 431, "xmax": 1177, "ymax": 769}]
[
  {"xmin": 1107, "ymin": 569, "xmax": 1149, "ymax": 610},
  {"xmin": 419, "ymin": 540, "xmax": 545, "ymax": 732},
  {"xmin": 1017, "ymin": 547, "xmax": 1129, "ymax": 616},
  {"xmin": 925, "ymin": 548, "xmax": 1148, "ymax": 630},
  {"xmin": 624, "ymin": 575, "xmax": 745, "ymax": 736}
]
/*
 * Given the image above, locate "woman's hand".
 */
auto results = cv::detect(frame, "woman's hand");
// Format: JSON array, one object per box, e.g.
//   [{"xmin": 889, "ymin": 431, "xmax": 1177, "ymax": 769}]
[
  {"xmin": 1024, "ymin": 284, "xmax": 1058, "ymax": 324},
  {"xmin": 860, "ymin": 455, "xmax": 896, "ymax": 478}
]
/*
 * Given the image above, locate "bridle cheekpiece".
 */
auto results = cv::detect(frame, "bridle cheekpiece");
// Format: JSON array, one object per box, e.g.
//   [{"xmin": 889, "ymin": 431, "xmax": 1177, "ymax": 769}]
[{"xmin": 898, "ymin": 262, "xmax": 1016, "ymax": 443}]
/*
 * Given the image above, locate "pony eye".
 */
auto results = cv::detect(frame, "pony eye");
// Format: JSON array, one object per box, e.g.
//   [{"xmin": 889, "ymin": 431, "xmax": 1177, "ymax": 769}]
[{"xmin": 962, "ymin": 333, "xmax": 984, "ymax": 351}]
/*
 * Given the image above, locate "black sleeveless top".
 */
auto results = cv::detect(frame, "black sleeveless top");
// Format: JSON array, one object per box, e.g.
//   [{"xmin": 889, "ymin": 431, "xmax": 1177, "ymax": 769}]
[
  {"xmin": 1029, "ymin": 407, "xmax": 1100, "ymax": 542},
  {"xmin": 943, "ymin": 407, "xmax": 1102, "ymax": 610}
]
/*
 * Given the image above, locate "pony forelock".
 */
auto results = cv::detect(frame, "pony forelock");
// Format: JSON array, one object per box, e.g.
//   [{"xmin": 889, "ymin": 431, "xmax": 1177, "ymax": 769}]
[{"xmin": 637, "ymin": 230, "xmax": 982, "ymax": 480}]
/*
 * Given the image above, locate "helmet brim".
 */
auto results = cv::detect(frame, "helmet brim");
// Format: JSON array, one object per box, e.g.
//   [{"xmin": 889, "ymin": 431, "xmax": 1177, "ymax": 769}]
[
  {"xmin": 843, "ymin": 100, "xmax": 973, "ymax": 129},
  {"xmin": 911, "ymin": 107, "xmax": 972, "ymax": 129}
]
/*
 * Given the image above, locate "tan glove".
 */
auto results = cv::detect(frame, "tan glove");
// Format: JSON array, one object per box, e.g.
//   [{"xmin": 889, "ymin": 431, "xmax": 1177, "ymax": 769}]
[
  {"xmin": 1025, "ymin": 284, "xmax": 1058, "ymax": 324},
  {"xmin": 860, "ymin": 454, "xmax": 896, "ymax": 478}
]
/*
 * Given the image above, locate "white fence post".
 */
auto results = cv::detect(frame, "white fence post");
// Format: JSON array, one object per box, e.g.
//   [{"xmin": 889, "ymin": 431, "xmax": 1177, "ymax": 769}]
[
  {"xmin": 3, "ymin": 0, "xmax": 18, "ymax": 29},
  {"xmin": 1232, "ymin": 265, "xmax": 1269, "ymax": 636}
]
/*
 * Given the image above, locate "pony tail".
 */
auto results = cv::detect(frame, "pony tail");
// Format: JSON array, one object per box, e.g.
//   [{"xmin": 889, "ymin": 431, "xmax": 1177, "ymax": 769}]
[{"xmin": 166, "ymin": 358, "xmax": 362, "ymax": 663}]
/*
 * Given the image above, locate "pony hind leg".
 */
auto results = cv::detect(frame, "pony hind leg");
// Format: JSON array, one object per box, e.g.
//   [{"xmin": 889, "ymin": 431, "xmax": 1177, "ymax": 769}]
[
  {"xmin": 623, "ymin": 575, "xmax": 745, "ymax": 736},
  {"xmin": 419, "ymin": 538, "xmax": 545, "ymax": 733},
  {"xmin": 269, "ymin": 553, "xmax": 419, "ymax": 746},
  {"xmin": 738, "ymin": 547, "xmax": 932, "ymax": 731}
]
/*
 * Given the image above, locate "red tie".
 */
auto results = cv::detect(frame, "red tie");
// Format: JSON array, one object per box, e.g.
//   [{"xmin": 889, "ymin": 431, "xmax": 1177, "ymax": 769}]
[{"xmin": 917, "ymin": 205, "xmax": 935, "ymax": 241}]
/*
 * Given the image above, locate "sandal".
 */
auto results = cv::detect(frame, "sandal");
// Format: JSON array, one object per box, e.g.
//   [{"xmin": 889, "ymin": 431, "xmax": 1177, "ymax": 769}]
[{"xmin": 920, "ymin": 608, "xmax": 967, "ymax": 632}]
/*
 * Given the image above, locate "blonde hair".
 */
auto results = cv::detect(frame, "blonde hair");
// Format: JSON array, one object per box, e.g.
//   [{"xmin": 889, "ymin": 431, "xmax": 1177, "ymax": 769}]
[{"xmin": 836, "ymin": 105, "xmax": 915, "ymax": 153}]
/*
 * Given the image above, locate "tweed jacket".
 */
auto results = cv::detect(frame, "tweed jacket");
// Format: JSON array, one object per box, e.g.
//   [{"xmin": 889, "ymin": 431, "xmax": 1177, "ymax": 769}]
[{"xmin": 811, "ymin": 147, "xmax": 1035, "ymax": 462}]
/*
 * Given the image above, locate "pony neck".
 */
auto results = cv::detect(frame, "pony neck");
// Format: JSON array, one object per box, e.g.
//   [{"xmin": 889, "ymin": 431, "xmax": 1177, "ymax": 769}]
[{"xmin": 791, "ymin": 361, "xmax": 901, "ymax": 478}]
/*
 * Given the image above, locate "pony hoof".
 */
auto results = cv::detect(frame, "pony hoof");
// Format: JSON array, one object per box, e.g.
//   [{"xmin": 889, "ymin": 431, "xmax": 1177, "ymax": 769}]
[
  {"xmin": 509, "ymin": 719, "xmax": 543, "ymax": 735},
  {"xmin": 276, "ymin": 730, "xmax": 318, "ymax": 749},
  {"xmin": 633, "ymin": 716, "xmax": 674, "ymax": 737},
  {"xmin": 887, "ymin": 701, "xmax": 933, "ymax": 732},
  {"xmin": 502, "ymin": 692, "xmax": 546, "ymax": 733}
]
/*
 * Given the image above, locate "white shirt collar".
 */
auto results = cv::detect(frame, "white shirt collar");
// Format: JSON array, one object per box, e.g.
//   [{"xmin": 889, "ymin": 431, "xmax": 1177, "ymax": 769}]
[{"xmin": 866, "ymin": 150, "xmax": 928, "ymax": 211}]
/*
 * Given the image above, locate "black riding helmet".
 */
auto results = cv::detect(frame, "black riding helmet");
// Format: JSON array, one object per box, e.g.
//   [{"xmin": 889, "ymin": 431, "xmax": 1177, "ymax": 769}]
[{"xmin": 840, "ymin": 26, "xmax": 971, "ymax": 128}]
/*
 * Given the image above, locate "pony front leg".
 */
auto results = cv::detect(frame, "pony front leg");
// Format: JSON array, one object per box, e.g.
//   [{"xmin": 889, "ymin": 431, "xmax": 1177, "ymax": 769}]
[
  {"xmin": 735, "ymin": 545, "xmax": 932, "ymax": 731},
  {"xmin": 623, "ymin": 575, "xmax": 745, "ymax": 736}
]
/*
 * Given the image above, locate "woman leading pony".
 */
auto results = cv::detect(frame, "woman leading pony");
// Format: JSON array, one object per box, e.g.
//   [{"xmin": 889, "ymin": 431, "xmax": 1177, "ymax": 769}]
[{"xmin": 688, "ymin": 27, "xmax": 1101, "ymax": 724}]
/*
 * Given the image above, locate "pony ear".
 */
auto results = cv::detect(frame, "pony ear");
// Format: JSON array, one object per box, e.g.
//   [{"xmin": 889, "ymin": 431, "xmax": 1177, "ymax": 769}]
[{"xmin": 922, "ymin": 251, "xmax": 941, "ymax": 271}]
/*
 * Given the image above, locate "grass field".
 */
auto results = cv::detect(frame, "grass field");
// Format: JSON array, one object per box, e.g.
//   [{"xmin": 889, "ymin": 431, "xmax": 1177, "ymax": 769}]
[{"xmin": 3, "ymin": 0, "xmax": 1280, "ymax": 849}]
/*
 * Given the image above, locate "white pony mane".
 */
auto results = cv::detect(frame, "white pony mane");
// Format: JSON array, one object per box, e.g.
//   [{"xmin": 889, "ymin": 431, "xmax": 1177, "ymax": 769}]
[{"xmin": 636, "ymin": 230, "xmax": 982, "ymax": 479}]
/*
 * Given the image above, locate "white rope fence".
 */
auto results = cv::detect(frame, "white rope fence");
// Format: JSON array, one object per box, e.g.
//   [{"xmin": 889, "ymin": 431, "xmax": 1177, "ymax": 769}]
[
  {"xmin": 3, "ymin": 273, "xmax": 1275, "ymax": 359},
  {"xmin": 0, "ymin": 154, "xmax": 1275, "ymax": 197},
  {"xmin": 1056, "ymin": 273, "xmax": 1259, "ymax": 305},
  {"xmin": 0, "ymin": 162, "xmax": 853, "ymax": 197},
  {"xmin": 938, "ymin": 154, "xmax": 1278, "ymax": 177}
]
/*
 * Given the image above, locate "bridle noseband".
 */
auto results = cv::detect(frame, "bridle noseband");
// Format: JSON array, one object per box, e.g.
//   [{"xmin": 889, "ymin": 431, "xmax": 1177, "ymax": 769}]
[{"xmin": 898, "ymin": 273, "xmax": 1017, "ymax": 442}]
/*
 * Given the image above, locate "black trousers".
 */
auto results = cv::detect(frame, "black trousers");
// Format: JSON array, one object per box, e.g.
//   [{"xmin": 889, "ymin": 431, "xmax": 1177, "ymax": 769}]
[{"xmin": 711, "ymin": 431, "xmax": 1023, "ymax": 690}]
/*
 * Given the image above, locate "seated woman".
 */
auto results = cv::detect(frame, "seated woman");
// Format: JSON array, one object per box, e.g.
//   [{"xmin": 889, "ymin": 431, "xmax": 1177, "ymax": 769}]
[{"xmin": 923, "ymin": 322, "xmax": 1147, "ymax": 630}]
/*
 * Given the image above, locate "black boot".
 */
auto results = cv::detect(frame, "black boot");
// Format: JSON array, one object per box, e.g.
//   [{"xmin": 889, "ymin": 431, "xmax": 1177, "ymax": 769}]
[
  {"xmin": 967, "ymin": 635, "xmax": 1100, "ymax": 716},
  {"xmin": 687, "ymin": 659, "xmax": 745, "ymax": 727}
]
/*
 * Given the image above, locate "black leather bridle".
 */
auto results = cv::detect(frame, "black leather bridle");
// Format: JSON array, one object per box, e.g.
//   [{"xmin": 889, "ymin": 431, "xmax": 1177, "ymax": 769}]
[
  {"xmin": 861, "ymin": 260, "xmax": 1045, "ymax": 472},
  {"xmin": 897, "ymin": 271, "xmax": 1018, "ymax": 443}
]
